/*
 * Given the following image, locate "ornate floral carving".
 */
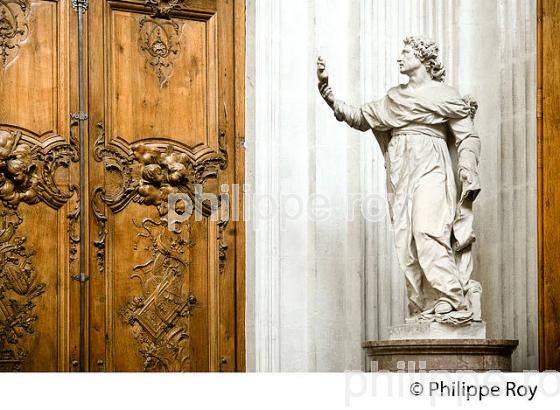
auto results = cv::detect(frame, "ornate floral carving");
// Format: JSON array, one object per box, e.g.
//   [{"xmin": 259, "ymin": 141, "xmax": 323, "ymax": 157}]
[
  {"xmin": 91, "ymin": 187, "xmax": 106, "ymax": 272},
  {"xmin": 92, "ymin": 122, "xmax": 226, "ymax": 268},
  {"xmin": 217, "ymin": 129, "xmax": 228, "ymax": 275},
  {"xmin": 218, "ymin": 219, "xmax": 228, "ymax": 275},
  {"xmin": 68, "ymin": 117, "xmax": 80, "ymax": 265},
  {"xmin": 0, "ymin": 348, "xmax": 26, "ymax": 371},
  {"xmin": 120, "ymin": 217, "xmax": 196, "ymax": 371},
  {"xmin": 0, "ymin": 129, "xmax": 78, "ymax": 210},
  {"xmin": 138, "ymin": 17, "xmax": 182, "ymax": 87},
  {"xmin": 67, "ymin": 192, "xmax": 80, "ymax": 265},
  {"xmin": 92, "ymin": 122, "xmax": 226, "ymax": 219},
  {"xmin": 145, "ymin": 0, "xmax": 188, "ymax": 18},
  {"xmin": 0, "ymin": 207, "xmax": 45, "ymax": 371},
  {"xmin": 0, "ymin": 127, "xmax": 78, "ymax": 371},
  {"xmin": 0, "ymin": 0, "xmax": 30, "ymax": 69}
]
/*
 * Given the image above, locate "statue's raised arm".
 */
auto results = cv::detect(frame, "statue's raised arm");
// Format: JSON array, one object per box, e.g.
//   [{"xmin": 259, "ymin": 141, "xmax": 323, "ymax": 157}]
[{"xmin": 316, "ymin": 56, "xmax": 371, "ymax": 132}]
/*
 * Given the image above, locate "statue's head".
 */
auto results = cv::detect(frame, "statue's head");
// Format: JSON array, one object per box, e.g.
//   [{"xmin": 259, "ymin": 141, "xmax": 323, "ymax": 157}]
[{"xmin": 397, "ymin": 36, "xmax": 445, "ymax": 82}]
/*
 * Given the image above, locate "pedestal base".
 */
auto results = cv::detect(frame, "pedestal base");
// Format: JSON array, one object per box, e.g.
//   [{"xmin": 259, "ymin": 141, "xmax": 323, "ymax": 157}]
[
  {"xmin": 389, "ymin": 321, "xmax": 486, "ymax": 340},
  {"xmin": 362, "ymin": 339, "xmax": 518, "ymax": 372}
]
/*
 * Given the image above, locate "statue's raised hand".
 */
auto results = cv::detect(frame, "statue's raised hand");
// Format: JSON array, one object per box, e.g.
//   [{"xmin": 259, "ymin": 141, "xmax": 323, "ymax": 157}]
[
  {"xmin": 317, "ymin": 56, "xmax": 329, "ymax": 85},
  {"xmin": 317, "ymin": 56, "xmax": 334, "ymax": 107}
]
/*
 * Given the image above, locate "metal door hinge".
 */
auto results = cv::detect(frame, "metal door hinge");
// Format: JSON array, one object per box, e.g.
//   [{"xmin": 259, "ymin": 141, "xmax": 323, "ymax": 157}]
[
  {"xmin": 71, "ymin": 0, "xmax": 88, "ymax": 12},
  {"xmin": 70, "ymin": 111, "xmax": 88, "ymax": 122},
  {"xmin": 72, "ymin": 273, "xmax": 90, "ymax": 283}
]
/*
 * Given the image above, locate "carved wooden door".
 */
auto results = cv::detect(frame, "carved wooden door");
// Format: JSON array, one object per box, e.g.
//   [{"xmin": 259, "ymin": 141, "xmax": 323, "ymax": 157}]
[
  {"xmin": 0, "ymin": 0, "xmax": 245, "ymax": 372},
  {"xmin": 0, "ymin": 0, "xmax": 80, "ymax": 372}
]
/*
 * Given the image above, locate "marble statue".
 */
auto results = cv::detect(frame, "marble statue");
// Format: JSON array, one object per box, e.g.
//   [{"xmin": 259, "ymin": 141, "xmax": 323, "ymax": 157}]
[{"xmin": 317, "ymin": 36, "xmax": 482, "ymax": 325}]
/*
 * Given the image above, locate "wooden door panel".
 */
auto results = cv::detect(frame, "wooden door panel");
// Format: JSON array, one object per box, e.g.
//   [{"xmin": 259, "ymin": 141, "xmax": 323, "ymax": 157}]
[
  {"xmin": 109, "ymin": 9, "xmax": 217, "ymax": 146},
  {"xmin": 0, "ymin": 1, "xmax": 59, "ymax": 135},
  {"xmin": 88, "ymin": 0, "xmax": 239, "ymax": 372},
  {"xmin": 0, "ymin": 0, "xmax": 77, "ymax": 372},
  {"xmin": 109, "ymin": 205, "xmax": 213, "ymax": 372}
]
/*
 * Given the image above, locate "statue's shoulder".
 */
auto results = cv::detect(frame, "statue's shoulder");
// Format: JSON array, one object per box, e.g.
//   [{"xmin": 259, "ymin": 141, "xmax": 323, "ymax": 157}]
[
  {"xmin": 431, "ymin": 83, "xmax": 478, "ymax": 119},
  {"xmin": 426, "ymin": 82, "xmax": 462, "ymax": 102},
  {"xmin": 382, "ymin": 86, "xmax": 400, "ymax": 99},
  {"xmin": 388, "ymin": 84, "xmax": 408, "ymax": 95},
  {"xmin": 388, "ymin": 83, "xmax": 461, "ymax": 101}
]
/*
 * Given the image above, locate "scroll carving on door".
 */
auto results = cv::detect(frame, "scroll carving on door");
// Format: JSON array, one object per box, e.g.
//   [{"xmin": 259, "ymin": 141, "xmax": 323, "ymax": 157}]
[{"xmin": 0, "ymin": 0, "xmax": 31, "ymax": 69}]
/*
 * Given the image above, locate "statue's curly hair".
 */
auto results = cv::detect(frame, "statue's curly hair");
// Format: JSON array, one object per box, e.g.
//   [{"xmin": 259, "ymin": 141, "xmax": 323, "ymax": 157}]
[{"xmin": 403, "ymin": 36, "xmax": 446, "ymax": 82}]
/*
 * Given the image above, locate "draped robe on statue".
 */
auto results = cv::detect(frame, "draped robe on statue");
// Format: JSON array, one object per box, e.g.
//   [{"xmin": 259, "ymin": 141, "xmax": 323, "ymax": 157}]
[{"xmin": 333, "ymin": 84, "xmax": 482, "ymax": 324}]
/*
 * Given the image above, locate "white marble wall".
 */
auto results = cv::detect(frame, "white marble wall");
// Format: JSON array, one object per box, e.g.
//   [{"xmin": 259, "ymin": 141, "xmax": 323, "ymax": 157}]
[{"xmin": 245, "ymin": 0, "xmax": 538, "ymax": 371}]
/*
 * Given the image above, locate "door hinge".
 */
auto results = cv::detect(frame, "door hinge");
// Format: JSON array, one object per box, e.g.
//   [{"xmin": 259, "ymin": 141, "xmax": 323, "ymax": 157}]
[
  {"xmin": 72, "ymin": 273, "xmax": 90, "ymax": 283},
  {"xmin": 71, "ymin": 0, "xmax": 88, "ymax": 12},
  {"xmin": 70, "ymin": 111, "xmax": 88, "ymax": 122}
]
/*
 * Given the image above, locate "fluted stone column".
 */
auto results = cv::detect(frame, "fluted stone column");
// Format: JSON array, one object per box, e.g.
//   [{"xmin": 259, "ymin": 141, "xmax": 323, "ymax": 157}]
[
  {"xmin": 245, "ymin": 0, "xmax": 282, "ymax": 372},
  {"xmin": 246, "ymin": 0, "xmax": 366, "ymax": 371}
]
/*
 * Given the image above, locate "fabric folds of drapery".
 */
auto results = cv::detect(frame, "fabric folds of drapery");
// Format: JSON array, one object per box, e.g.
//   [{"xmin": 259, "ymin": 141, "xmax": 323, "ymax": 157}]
[{"xmin": 333, "ymin": 84, "xmax": 482, "ymax": 323}]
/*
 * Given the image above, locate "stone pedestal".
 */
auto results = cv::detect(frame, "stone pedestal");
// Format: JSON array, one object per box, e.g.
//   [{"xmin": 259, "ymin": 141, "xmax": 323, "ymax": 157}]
[
  {"xmin": 362, "ymin": 339, "xmax": 518, "ymax": 372},
  {"xmin": 389, "ymin": 321, "xmax": 487, "ymax": 340}
]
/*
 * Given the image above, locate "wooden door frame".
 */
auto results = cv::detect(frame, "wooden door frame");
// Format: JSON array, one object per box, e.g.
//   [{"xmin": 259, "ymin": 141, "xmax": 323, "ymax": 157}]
[{"xmin": 538, "ymin": 0, "xmax": 560, "ymax": 371}]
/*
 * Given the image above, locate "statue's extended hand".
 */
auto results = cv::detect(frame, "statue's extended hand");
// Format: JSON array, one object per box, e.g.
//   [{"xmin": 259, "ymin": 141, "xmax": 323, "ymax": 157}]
[
  {"xmin": 317, "ymin": 56, "xmax": 329, "ymax": 85},
  {"xmin": 317, "ymin": 56, "xmax": 334, "ymax": 108}
]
